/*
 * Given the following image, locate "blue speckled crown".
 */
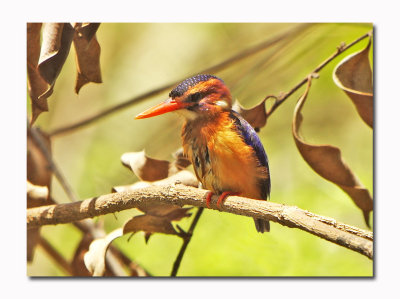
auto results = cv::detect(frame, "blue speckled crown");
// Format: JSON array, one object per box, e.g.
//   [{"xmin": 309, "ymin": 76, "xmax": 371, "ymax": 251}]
[{"xmin": 169, "ymin": 74, "xmax": 223, "ymax": 98}]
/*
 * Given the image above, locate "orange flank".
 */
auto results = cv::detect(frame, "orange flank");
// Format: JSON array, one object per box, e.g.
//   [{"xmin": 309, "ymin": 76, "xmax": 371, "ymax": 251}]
[{"xmin": 182, "ymin": 112, "xmax": 268, "ymax": 201}]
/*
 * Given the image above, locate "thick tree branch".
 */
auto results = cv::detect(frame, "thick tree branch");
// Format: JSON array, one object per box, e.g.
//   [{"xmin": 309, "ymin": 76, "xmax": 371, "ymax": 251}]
[{"xmin": 27, "ymin": 184, "xmax": 373, "ymax": 259}]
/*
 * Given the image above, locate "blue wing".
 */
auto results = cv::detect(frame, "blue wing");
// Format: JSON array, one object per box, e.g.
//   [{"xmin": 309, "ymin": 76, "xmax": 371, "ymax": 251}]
[{"xmin": 229, "ymin": 111, "xmax": 271, "ymax": 200}]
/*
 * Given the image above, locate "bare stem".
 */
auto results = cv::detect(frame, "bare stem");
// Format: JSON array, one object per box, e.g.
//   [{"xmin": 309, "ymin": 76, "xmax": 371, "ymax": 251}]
[
  {"xmin": 171, "ymin": 207, "xmax": 204, "ymax": 276},
  {"xmin": 48, "ymin": 24, "xmax": 311, "ymax": 137},
  {"xmin": 28, "ymin": 124, "xmax": 79, "ymax": 202},
  {"xmin": 266, "ymin": 30, "xmax": 372, "ymax": 117}
]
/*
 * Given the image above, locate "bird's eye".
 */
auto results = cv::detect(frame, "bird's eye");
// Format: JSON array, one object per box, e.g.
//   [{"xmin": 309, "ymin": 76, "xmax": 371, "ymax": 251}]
[{"xmin": 187, "ymin": 92, "xmax": 203, "ymax": 103}]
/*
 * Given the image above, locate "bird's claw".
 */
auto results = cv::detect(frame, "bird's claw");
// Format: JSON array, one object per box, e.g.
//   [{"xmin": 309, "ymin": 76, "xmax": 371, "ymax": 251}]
[
  {"xmin": 206, "ymin": 191, "xmax": 240, "ymax": 209},
  {"xmin": 216, "ymin": 191, "xmax": 236, "ymax": 209},
  {"xmin": 206, "ymin": 192, "xmax": 213, "ymax": 209}
]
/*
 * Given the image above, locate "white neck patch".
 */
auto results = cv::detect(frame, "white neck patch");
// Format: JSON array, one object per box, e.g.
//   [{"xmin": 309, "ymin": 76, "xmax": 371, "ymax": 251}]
[
  {"xmin": 215, "ymin": 100, "xmax": 229, "ymax": 110},
  {"xmin": 174, "ymin": 109, "xmax": 199, "ymax": 120}
]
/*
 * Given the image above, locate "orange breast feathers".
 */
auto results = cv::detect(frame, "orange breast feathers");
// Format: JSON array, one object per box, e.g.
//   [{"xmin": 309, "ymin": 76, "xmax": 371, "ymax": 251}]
[{"xmin": 182, "ymin": 112, "xmax": 268, "ymax": 200}]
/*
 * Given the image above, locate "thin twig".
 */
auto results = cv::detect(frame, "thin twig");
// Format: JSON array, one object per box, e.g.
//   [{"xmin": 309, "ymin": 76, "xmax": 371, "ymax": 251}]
[
  {"xmin": 38, "ymin": 235, "xmax": 74, "ymax": 275},
  {"xmin": 171, "ymin": 207, "xmax": 204, "ymax": 276},
  {"xmin": 26, "ymin": 184, "xmax": 373, "ymax": 259},
  {"xmin": 28, "ymin": 123, "xmax": 79, "ymax": 202},
  {"xmin": 48, "ymin": 24, "xmax": 311, "ymax": 137},
  {"xmin": 266, "ymin": 30, "xmax": 373, "ymax": 118}
]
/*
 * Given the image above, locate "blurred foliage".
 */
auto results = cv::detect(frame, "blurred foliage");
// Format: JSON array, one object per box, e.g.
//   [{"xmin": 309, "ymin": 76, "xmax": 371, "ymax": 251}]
[{"xmin": 27, "ymin": 23, "xmax": 373, "ymax": 276}]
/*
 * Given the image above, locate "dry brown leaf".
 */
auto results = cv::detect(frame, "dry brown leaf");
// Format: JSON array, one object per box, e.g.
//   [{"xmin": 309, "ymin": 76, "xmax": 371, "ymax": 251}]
[
  {"xmin": 27, "ymin": 128, "xmax": 52, "ymax": 195},
  {"xmin": 293, "ymin": 78, "xmax": 373, "ymax": 227},
  {"xmin": 28, "ymin": 23, "xmax": 102, "ymax": 122},
  {"xmin": 83, "ymin": 228, "xmax": 123, "ymax": 276},
  {"xmin": 232, "ymin": 98, "xmax": 267, "ymax": 131},
  {"xmin": 112, "ymin": 170, "xmax": 198, "ymax": 193},
  {"xmin": 123, "ymin": 215, "xmax": 178, "ymax": 236},
  {"xmin": 27, "ymin": 228, "xmax": 41, "ymax": 262},
  {"xmin": 123, "ymin": 205, "xmax": 192, "ymax": 241},
  {"xmin": 73, "ymin": 23, "xmax": 102, "ymax": 93},
  {"xmin": 114, "ymin": 179, "xmax": 193, "ymax": 241},
  {"xmin": 27, "ymin": 128, "xmax": 52, "ymax": 261},
  {"xmin": 74, "ymin": 23, "xmax": 100, "ymax": 42},
  {"xmin": 117, "ymin": 151, "xmax": 193, "ymax": 242},
  {"xmin": 139, "ymin": 202, "xmax": 191, "ymax": 219},
  {"xmin": 173, "ymin": 147, "xmax": 192, "ymax": 169},
  {"xmin": 121, "ymin": 150, "xmax": 182, "ymax": 181},
  {"xmin": 27, "ymin": 181, "xmax": 49, "ymax": 207},
  {"xmin": 112, "ymin": 181, "xmax": 152, "ymax": 193},
  {"xmin": 37, "ymin": 23, "xmax": 74, "ymax": 95},
  {"xmin": 27, "ymin": 23, "xmax": 50, "ymax": 124},
  {"xmin": 333, "ymin": 37, "xmax": 373, "ymax": 128},
  {"xmin": 71, "ymin": 234, "xmax": 94, "ymax": 276}
]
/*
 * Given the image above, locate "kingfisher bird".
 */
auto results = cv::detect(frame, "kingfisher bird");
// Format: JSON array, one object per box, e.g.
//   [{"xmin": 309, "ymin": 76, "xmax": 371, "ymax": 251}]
[{"xmin": 135, "ymin": 74, "xmax": 271, "ymax": 233}]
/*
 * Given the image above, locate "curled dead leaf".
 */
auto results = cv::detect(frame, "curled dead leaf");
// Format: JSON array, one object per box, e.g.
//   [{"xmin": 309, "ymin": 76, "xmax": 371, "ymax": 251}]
[
  {"xmin": 232, "ymin": 98, "xmax": 267, "ymax": 131},
  {"xmin": 173, "ymin": 147, "xmax": 192, "ymax": 169},
  {"xmin": 292, "ymin": 77, "xmax": 373, "ymax": 227},
  {"xmin": 27, "ymin": 23, "xmax": 74, "ymax": 123},
  {"xmin": 123, "ymin": 206, "xmax": 192, "ymax": 242},
  {"xmin": 117, "ymin": 151, "xmax": 193, "ymax": 242},
  {"xmin": 27, "ymin": 23, "xmax": 103, "ymax": 122},
  {"xmin": 27, "ymin": 228, "xmax": 41, "ymax": 262},
  {"xmin": 123, "ymin": 215, "xmax": 178, "ymax": 236},
  {"xmin": 73, "ymin": 23, "xmax": 102, "ymax": 93},
  {"xmin": 27, "ymin": 128, "xmax": 52, "ymax": 262},
  {"xmin": 83, "ymin": 228, "xmax": 123, "ymax": 276},
  {"xmin": 112, "ymin": 170, "xmax": 198, "ymax": 193},
  {"xmin": 27, "ymin": 128, "xmax": 52, "ymax": 205},
  {"xmin": 71, "ymin": 234, "xmax": 94, "ymax": 276},
  {"xmin": 112, "ymin": 181, "xmax": 152, "ymax": 193},
  {"xmin": 74, "ymin": 23, "xmax": 100, "ymax": 42},
  {"xmin": 27, "ymin": 181, "xmax": 49, "ymax": 207},
  {"xmin": 333, "ymin": 37, "xmax": 373, "ymax": 128},
  {"xmin": 121, "ymin": 150, "xmax": 183, "ymax": 181},
  {"xmin": 38, "ymin": 23, "xmax": 74, "ymax": 86},
  {"xmin": 139, "ymin": 202, "xmax": 191, "ymax": 219},
  {"xmin": 27, "ymin": 23, "xmax": 50, "ymax": 124}
]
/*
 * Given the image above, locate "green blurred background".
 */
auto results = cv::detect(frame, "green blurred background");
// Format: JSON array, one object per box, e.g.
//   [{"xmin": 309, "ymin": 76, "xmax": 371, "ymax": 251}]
[{"xmin": 27, "ymin": 23, "xmax": 373, "ymax": 276}]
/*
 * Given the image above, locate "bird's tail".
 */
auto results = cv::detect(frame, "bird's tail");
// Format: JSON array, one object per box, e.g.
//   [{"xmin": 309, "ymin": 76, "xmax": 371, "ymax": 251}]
[{"xmin": 253, "ymin": 218, "xmax": 270, "ymax": 233}]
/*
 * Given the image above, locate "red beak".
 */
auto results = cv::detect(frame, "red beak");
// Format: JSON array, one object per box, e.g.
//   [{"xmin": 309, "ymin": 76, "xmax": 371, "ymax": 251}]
[{"xmin": 135, "ymin": 98, "xmax": 187, "ymax": 119}]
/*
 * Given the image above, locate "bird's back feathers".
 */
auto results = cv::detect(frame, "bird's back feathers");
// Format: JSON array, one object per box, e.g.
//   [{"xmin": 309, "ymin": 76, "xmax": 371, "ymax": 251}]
[{"xmin": 229, "ymin": 111, "xmax": 271, "ymax": 200}]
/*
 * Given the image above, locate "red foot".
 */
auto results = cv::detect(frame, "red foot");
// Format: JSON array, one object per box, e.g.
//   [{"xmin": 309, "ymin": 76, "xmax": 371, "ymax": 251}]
[
  {"xmin": 206, "ymin": 192, "xmax": 214, "ymax": 208},
  {"xmin": 216, "ymin": 191, "xmax": 240, "ymax": 209},
  {"xmin": 205, "ymin": 191, "xmax": 240, "ymax": 209}
]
